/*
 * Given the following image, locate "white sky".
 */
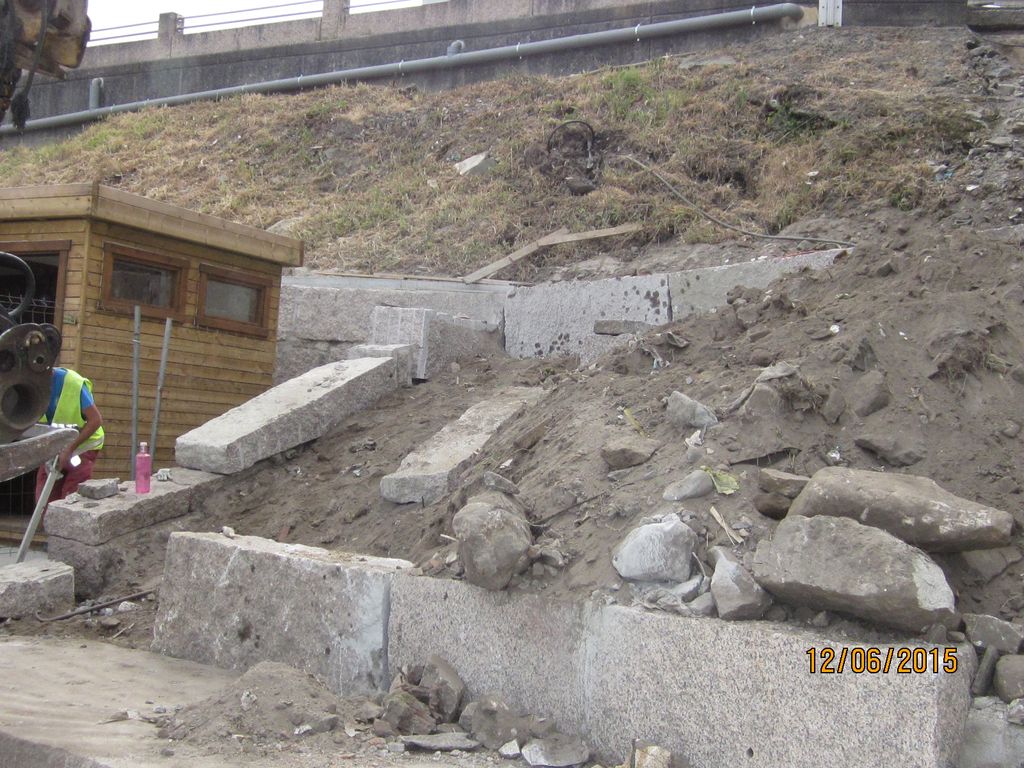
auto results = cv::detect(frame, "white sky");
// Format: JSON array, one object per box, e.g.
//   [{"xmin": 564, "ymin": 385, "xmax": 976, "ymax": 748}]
[{"xmin": 87, "ymin": 0, "xmax": 424, "ymax": 44}]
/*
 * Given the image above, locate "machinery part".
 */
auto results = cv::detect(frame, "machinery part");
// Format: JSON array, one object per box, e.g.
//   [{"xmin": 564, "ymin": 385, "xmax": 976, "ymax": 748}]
[
  {"xmin": 0, "ymin": 0, "xmax": 91, "ymax": 127},
  {"xmin": 0, "ymin": 250, "xmax": 62, "ymax": 444},
  {"xmin": 0, "ymin": 423, "xmax": 76, "ymax": 482}
]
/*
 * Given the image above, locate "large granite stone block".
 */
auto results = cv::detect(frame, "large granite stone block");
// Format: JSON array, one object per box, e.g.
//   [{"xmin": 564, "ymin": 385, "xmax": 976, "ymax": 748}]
[
  {"xmin": 152, "ymin": 532, "xmax": 412, "ymax": 694},
  {"xmin": 176, "ymin": 357, "xmax": 397, "ymax": 474},
  {"xmin": 368, "ymin": 306, "xmax": 503, "ymax": 380},
  {"xmin": 586, "ymin": 606, "xmax": 972, "ymax": 768},
  {"xmin": 45, "ymin": 468, "xmax": 222, "ymax": 546},
  {"xmin": 669, "ymin": 249, "xmax": 843, "ymax": 318},
  {"xmin": 380, "ymin": 387, "xmax": 546, "ymax": 504},
  {"xmin": 0, "ymin": 561, "xmax": 74, "ymax": 618},
  {"xmin": 505, "ymin": 274, "xmax": 671, "ymax": 363},
  {"xmin": 387, "ymin": 574, "xmax": 589, "ymax": 734},
  {"xmin": 278, "ymin": 281, "xmax": 506, "ymax": 344}
]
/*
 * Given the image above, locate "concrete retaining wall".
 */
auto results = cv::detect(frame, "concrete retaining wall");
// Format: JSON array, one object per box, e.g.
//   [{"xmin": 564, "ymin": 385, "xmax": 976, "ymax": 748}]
[
  {"xmin": 389, "ymin": 577, "xmax": 972, "ymax": 768},
  {"xmin": 274, "ymin": 251, "xmax": 846, "ymax": 379}
]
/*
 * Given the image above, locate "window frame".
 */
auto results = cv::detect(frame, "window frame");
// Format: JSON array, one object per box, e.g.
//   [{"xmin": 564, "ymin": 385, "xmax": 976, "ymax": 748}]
[
  {"xmin": 100, "ymin": 242, "xmax": 188, "ymax": 322},
  {"xmin": 196, "ymin": 263, "xmax": 272, "ymax": 338},
  {"xmin": 0, "ymin": 239, "xmax": 71, "ymax": 332}
]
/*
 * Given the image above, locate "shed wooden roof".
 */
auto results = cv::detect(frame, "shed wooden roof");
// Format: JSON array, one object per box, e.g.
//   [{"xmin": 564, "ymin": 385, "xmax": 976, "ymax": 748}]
[{"xmin": 0, "ymin": 183, "xmax": 303, "ymax": 267}]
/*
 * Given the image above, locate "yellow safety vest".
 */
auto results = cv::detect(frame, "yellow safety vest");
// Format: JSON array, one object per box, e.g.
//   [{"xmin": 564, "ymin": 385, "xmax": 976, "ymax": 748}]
[{"xmin": 44, "ymin": 368, "xmax": 104, "ymax": 452}]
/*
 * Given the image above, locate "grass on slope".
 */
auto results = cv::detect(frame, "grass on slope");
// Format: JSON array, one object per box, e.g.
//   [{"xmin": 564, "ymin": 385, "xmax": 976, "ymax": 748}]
[{"xmin": 0, "ymin": 29, "xmax": 981, "ymax": 278}]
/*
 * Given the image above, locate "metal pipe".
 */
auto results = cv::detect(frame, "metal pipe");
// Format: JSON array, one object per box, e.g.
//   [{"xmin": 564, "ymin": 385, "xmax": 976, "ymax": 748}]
[
  {"xmin": 1, "ymin": 4, "xmax": 803, "ymax": 135},
  {"xmin": 16, "ymin": 455, "xmax": 61, "ymax": 563},
  {"xmin": 149, "ymin": 317, "xmax": 172, "ymax": 457},
  {"xmin": 88, "ymin": 77, "xmax": 104, "ymax": 110},
  {"xmin": 130, "ymin": 305, "xmax": 140, "ymax": 480}
]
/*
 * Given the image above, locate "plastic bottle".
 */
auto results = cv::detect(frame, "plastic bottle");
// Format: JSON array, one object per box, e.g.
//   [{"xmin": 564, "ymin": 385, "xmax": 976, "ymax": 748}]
[{"xmin": 135, "ymin": 442, "xmax": 152, "ymax": 494}]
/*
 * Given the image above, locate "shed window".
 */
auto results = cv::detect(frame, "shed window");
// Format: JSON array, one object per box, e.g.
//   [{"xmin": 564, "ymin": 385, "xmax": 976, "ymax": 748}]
[
  {"xmin": 101, "ymin": 244, "xmax": 187, "ymax": 319},
  {"xmin": 111, "ymin": 258, "xmax": 175, "ymax": 307},
  {"xmin": 197, "ymin": 265, "xmax": 271, "ymax": 336}
]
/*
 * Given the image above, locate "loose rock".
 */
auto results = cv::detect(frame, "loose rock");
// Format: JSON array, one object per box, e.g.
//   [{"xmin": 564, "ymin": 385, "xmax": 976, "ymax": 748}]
[
  {"xmin": 964, "ymin": 614, "xmax": 1024, "ymax": 654},
  {"xmin": 468, "ymin": 696, "xmax": 524, "ymax": 750},
  {"xmin": 453, "ymin": 493, "xmax": 532, "ymax": 591},
  {"xmin": 665, "ymin": 391, "xmax": 718, "ymax": 430},
  {"xmin": 77, "ymin": 478, "xmax": 119, "ymax": 500},
  {"xmin": 708, "ymin": 547, "xmax": 772, "ymax": 621},
  {"xmin": 972, "ymin": 646, "xmax": 999, "ymax": 697},
  {"xmin": 752, "ymin": 515, "xmax": 956, "ymax": 632},
  {"xmin": 854, "ymin": 432, "xmax": 925, "ymax": 466},
  {"xmin": 612, "ymin": 514, "xmax": 696, "ymax": 583},
  {"xmin": 419, "ymin": 655, "xmax": 466, "ymax": 722},
  {"xmin": 757, "ymin": 468, "xmax": 810, "ymax": 499},
  {"xmin": 380, "ymin": 691, "xmax": 436, "ymax": 736},
  {"xmin": 753, "ymin": 491, "xmax": 791, "ymax": 520},
  {"xmin": 849, "ymin": 370, "xmax": 890, "ymax": 417},
  {"xmin": 662, "ymin": 469, "xmax": 714, "ymax": 501},
  {"xmin": 600, "ymin": 434, "xmax": 659, "ymax": 470},
  {"xmin": 483, "ymin": 471, "xmax": 520, "ymax": 495},
  {"xmin": 521, "ymin": 733, "xmax": 591, "ymax": 767},
  {"xmin": 995, "ymin": 655, "xmax": 1024, "ymax": 703},
  {"xmin": 820, "ymin": 387, "xmax": 846, "ymax": 424},
  {"xmin": 402, "ymin": 733, "xmax": 480, "ymax": 751},
  {"xmin": 789, "ymin": 467, "xmax": 1013, "ymax": 551}
]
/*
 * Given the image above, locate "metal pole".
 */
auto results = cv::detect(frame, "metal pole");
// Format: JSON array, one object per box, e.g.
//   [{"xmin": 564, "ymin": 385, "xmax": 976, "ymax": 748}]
[
  {"xmin": 149, "ymin": 317, "xmax": 172, "ymax": 456},
  {"xmin": 130, "ymin": 305, "xmax": 140, "ymax": 480},
  {"xmin": 16, "ymin": 456, "xmax": 61, "ymax": 563}
]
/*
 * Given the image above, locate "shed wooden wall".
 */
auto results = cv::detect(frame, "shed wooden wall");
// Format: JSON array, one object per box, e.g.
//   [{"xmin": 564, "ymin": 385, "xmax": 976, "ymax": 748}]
[{"xmin": 80, "ymin": 221, "xmax": 282, "ymax": 478}]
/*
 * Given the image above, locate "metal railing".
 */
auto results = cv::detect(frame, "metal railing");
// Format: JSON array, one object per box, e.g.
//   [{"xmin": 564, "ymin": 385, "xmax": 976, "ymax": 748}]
[{"xmin": 89, "ymin": 0, "xmax": 326, "ymax": 46}]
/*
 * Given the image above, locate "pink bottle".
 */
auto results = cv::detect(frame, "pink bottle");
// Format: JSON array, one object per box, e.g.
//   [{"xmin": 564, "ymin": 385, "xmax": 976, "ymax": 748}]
[{"xmin": 135, "ymin": 442, "xmax": 152, "ymax": 494}]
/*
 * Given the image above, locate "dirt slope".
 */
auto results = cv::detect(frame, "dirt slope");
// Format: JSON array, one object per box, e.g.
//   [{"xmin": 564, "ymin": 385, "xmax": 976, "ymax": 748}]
[{"xmin": 3, "ymin": 26, "xmax": 1023, "ymax": 647}]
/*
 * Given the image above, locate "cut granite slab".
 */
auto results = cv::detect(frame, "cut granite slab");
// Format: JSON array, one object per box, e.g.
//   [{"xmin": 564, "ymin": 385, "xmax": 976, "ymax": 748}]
[
  {"xmin": 176, "ymin": 357, "xmax": 397, "ymax": 474},
  {"xmin": 380, "ymin": 388, "xmax": 546, "ymax": 504}
]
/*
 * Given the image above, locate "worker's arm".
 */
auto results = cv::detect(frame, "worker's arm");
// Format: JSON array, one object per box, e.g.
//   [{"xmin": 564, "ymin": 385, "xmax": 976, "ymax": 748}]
[{"xmin": 58, "ymin": 404, "xmax": 103, "ymax": 471}]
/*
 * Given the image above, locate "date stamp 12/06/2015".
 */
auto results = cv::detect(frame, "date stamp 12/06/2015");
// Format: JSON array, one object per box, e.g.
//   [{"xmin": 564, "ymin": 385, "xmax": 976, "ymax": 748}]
[{"xmin": 806, "ymin": 646, "xmax": 960, "ymax": 675}]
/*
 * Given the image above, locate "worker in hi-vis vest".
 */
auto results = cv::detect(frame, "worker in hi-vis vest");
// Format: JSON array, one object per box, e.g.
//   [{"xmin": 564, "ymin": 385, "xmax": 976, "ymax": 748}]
[{"xmin": 35, "ymin": 366, "xmax": 105, "ymax": 504}]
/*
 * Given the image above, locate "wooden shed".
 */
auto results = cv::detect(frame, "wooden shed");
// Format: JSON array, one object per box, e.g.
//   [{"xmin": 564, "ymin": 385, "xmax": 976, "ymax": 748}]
[{"xmin": 0, "ymin": 183, "xmax": 303, "ymax": 515}]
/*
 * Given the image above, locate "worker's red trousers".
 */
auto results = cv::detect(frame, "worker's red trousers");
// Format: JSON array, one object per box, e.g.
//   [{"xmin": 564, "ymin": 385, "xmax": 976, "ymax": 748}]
[{"xmin": 35, "ymin": 450, "xmax": 100, "ymax": 505}]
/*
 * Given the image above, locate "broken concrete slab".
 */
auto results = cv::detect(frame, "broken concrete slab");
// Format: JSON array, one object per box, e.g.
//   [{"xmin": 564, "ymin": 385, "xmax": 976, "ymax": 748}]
[
  {"xmin": 152, "ymin": 532, "xmax": 412, "ymax": 695},
  {"xmin": 348, "ymin": 343, "xmax": 415, "ymax": 386},
  {"xmin": 668, "ymin": 249, "xmax": 844, "ymax": 318},
  {"xmin": 505, "ymin": 274, "xmax": 671, "ymax": 363},
  {"xmin": 381, "ymin": 387, "xmax": 546, "ymax": 504},
  {"xmin": 369, "ymin": 305, "xmax": 503, "ymax": 380},
  {"xmin": 176, "ymin": 357, "xmax": 398, "ymax": 474},
  {"xmin": 587, "ymin": 605, "xmax": 971, "ymax": 768},
  {"xmin": 45, "ymin": 468, "xmax": 223, "ymax": 545},
  {"xmin": 0, "ymin": 561, "xmax": 73, "ymax": 618},
  {"xmin": 752, "ymin": 515, "xmax": 956, "ymax": 632},
  {"xmin": 788, "ymin": 467, "xmax": 1014, "ymax": 552}
]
